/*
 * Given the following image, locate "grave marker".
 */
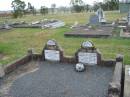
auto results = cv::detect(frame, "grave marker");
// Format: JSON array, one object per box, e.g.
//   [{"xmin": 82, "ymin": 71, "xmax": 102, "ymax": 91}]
[
  {"xmin": 75, "ymin": 41, "xmax": 101, "ymax": 65},
  {"xmin": 89, "ymin": 15, "xmax": 99, "ymax": 25},
  {"xmin": 42, "ymin": 39, "xmax": 63, "ymax": 62}
]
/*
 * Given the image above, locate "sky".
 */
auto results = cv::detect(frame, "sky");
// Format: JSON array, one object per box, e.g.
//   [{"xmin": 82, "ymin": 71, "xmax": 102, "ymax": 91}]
[{"xmin": 0, "ymin": 0, "xmax": 103, "ymax": 11}]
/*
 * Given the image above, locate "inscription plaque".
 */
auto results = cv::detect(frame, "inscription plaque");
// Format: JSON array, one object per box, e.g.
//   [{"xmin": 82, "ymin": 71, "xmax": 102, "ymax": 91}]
[
  {"xmin": 45, "ymin": 50, "xmax": 60, "ymax": 61},
  {"xmin": 78, "ymin": 52, "xmax": 97, "ymax": 65}
]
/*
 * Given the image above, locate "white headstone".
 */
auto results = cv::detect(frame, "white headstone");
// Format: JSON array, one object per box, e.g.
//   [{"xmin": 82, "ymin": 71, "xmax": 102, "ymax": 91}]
[
  {"xmin": 82, "ymin": 41, "xmax": 93, "ymax": 48},
  {"xmin": 47, "ymin": 40, "xmax": 56, "ymax": 46},
  {"xmin": 78, "ymin": 52, "xmax": 97, "ymax": 65},
  {"xmin": 0, "ymin": 65, "xmax": 5, "ymax": 78},
  {"xmin": 45, "ymin": 50, "xmax": 60, "ymax": 61},
  {"xmin": 96, "ymin": 8, "xmax": 105, "ymax": 23}
]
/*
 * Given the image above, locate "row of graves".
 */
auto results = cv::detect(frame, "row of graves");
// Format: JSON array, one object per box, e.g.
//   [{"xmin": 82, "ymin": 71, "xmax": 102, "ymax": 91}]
[
  {"xmin": 64, "ymin": 8, "xmax": 114, "ymax": 38},
  {"xmin": 0, "ymin": 19, "xmax": 65, "ymax": 31},
  {"xmin": 0, "ymin": 39, "xmax": 129, "ymax": 97}
]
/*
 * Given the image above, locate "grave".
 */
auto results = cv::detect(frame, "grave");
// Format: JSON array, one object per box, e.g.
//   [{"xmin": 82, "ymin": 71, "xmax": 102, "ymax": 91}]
[
  {"xmin": 65, "ymin": 7, "xmax": 113, "ymax": 38},
  {"xmin": 42, "ymin": 39, "xmax": 63, "ymax": 62},
  {"xmin": 75, "ymin": 41, "xmax": 101, "ymax": 65},
  {"xmin": 10, "ymin": 19, "xmax": 65, "ymax": 29},
  {"xmin": 0, "ymin": 23, "xmax": 12, "ymax": 31},
  {"xmin": 120, "ymin": 11, "xmax": 130, "ymax": 38},
  {"xmin": 64, "ymin": 26, "xmax": 113, "ymax": 38},
  {"xmin": 0, "ymin": 40, "xmax": 124, "ymax": 97}
]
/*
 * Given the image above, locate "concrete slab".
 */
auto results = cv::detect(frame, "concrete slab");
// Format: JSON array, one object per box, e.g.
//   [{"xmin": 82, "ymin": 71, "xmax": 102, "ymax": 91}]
[{"xmin": 124, "ymin": 65, "xmax": 130, "ymax": 97}]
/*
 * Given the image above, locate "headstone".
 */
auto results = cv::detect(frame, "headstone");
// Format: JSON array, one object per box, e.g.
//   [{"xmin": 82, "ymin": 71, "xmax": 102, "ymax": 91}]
[
  {"xmin": 89, "ymin": 15, "xmax": 99, "ymax": 25},
  {"xmin": 0, "ymin": 64, "xmax": 5, "ymax": 78},
  {"xmin": 42, "ymin": 39, "xmax": 63, "ymax": 62},
  {"xmin": 127, "ymin": 11, "xmax": 130, "ymax": 26},
  {"xmin": 75, "ymin": 41, "xmax": 101, "ymax": 65},
  {"xmin": 96, "ymin": 7, "xmax": 106, "ymax": 23}
]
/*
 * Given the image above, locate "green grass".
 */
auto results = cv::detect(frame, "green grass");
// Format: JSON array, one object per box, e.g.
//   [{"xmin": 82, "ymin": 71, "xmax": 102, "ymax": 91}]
[{"xmin": 0, "ymin": 12, "xmax": 130, "ymax": 65}]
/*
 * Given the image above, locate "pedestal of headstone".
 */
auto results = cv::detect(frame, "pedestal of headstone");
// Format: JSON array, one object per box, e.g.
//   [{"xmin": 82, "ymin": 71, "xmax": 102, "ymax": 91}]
[
  {"xmin": 42, "ymin": 39, "xmax": 63, "ymax": 62},
  {"xmin": 0, "ymin": 64, "xmax": 5, "ymax": 78},
  {"xmin": 75, "ymin": 41, "xmax": 101, "ymax": 65}
]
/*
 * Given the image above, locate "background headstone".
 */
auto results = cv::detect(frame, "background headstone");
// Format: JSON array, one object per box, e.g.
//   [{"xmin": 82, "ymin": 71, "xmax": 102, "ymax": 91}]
[
  {"xmin": 89, "ymin": 15, "xmax": 99, "ymax": 25},
  {"xmin": 96, "ymin": 8, "xmax": 106, "ymax": 23}
]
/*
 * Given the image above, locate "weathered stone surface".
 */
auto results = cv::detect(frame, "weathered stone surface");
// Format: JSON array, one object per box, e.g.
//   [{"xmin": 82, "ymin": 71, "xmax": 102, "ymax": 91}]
[
  {"xmin": 108, "ymin": 62, "xmax": 123, "ymax": 96},
  {"xmin": 0, "ymin": 64, "xmax": 5, "ymax": 78},
  {"xmin": 75, "ymin": 41, "xmax": 101, "ymax": 65},
  {"xmin": 124, "ymin": 65, "xmax": 130, "ymax": 97},
  {"xmin": 42, "ymin": 40, "xmax": 63, "ymax": 62}
]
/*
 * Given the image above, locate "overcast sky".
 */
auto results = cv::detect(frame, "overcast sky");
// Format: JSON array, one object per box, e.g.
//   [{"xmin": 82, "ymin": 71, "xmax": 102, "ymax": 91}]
[{"xmin": 0, "ymin": 0, "xmax": 103, "ymax": 11}]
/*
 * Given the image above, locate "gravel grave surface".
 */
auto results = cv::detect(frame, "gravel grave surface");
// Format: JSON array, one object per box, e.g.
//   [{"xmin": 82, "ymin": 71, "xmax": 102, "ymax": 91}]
[{"xmin": 1, "ymin": 61, "xmax": 114, "ymax": 97}]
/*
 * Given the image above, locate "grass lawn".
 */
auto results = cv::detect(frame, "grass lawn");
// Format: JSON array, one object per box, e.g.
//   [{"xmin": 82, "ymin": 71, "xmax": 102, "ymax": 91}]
[{"xmin": 0, "ymin": 11, "xmax": 130, "ymax": 65}]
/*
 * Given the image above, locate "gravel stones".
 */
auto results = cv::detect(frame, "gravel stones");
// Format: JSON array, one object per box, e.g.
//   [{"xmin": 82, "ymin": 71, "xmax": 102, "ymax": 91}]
[{"xmin": 1, "ymin": 62, "xmax": 114, "ymax": 97}]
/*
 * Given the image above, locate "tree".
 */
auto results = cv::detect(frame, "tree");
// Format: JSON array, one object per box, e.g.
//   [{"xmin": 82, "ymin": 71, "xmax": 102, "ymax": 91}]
[
  {"xmin": 84, "ymin": 4, "xmax": 90, "ymax": 12},
  {"xmin": 11, "ymin": 0, "xmax": 26, "ymax": 18},
  {"xmin": 40, "ymin": 6, "xmax": 48, "ymax": 15},
  {"xmin": 70, "ymin": 0, "xmax": 85, "ymax": 12},
  {"xmin": 32, "ymin": 6, "xmax": 37, "ymax": 16},
  {"xmin": 51, "ymin": 4, "xmax": 56, "ymax": 14}
]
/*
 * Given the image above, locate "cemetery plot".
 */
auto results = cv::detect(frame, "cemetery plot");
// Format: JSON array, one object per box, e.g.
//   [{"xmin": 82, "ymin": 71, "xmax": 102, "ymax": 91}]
[
  {"xmin": 0, "ymin": 40, "xmax": 124, "ymax": 97},
  {"xmin": 64, "ymin": 26, "xmax": 112, "ymax": 38},
  {"xmin": 10, "ymin": 19, "xmax": 65, "ymax": 29},
  {"xmin": 0, "ymin": 61, "xmax": 114, "ymax": 97}
]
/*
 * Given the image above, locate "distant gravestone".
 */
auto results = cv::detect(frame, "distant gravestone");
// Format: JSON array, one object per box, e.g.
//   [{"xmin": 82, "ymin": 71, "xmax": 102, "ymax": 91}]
[
  {"xmin": 75, "ymin": 41, "xmax": 101, "ymax": 65},
  {"xmin": 89, "ymin": 15, "xmax": 99, "ymax": 25},
  {"xmin": 96, "ymin": 8, "xmax": 106, "ymax": 23},
  {"xmin": 127, "ymin": 11, "xmax": 130, "ymax": 26},
  {"xmin": 42, "ymin": 39, "xmax": 63, "ymax": 62}
]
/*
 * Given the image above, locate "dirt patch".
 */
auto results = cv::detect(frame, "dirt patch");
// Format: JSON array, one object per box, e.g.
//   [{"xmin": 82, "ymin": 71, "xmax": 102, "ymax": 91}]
[{"xmin": 0, "ymin": 61, "xmax": 39, "ymax": 97}]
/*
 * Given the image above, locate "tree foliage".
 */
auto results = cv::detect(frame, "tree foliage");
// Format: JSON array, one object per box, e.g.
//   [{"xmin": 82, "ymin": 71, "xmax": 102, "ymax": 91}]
[
  {"xmin": 11, "ymin": 0, "xmax": 26, "ymax": 18},
  {"xmin": 40, "ymin": 6, "xmax": 48, "ymax": 15},
  {"xmin": 70, "ymin": 0, "xmax": 85, "ymax": 12}
]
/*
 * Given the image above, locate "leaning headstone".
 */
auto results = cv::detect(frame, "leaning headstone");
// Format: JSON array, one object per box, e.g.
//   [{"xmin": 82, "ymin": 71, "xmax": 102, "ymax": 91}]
[
  {"xmin": 0, "ymin": 64, "xmax": 5, "ymax": 78},
  {"xmin": 75, "ymin": 41, "xmax": 101, "ymax": 65},
  {"xmin": 42, "ymin": 39, "xmax": 63, "ymax": 62},
  {"xmin": 89, "ymin": 15, "xmax": 99, "ymax": 25}
]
